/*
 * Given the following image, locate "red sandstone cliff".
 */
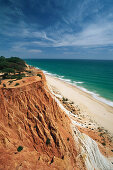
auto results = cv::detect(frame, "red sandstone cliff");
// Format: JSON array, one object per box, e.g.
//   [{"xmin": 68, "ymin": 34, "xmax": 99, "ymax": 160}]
[{"xmin": 0, "ymin": 71, "xmax": 85, "ymax": 169}]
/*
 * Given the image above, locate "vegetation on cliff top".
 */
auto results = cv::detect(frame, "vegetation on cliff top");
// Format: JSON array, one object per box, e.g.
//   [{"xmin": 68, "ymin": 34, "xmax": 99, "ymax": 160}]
[{"xmin": 0, "ymin": 56, "xmax": 26, "ymax": 79}]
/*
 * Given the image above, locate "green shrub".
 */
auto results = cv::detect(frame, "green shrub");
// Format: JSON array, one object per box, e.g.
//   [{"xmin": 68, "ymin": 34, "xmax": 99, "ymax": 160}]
[
  {"xmin": 2, "ymin": 73, "xmax": 8, "ymax": 79},
  {"xmin": 67, "ymin": 137, "xmax": 69, "ymax": 141},
  {"xmin": 102, "ymin": 142, "xmax": 106, "ymax": 146},
  {"xmin": 2, "ymin": 68, "xmax": 15, "ymax": 74},
  {"xmin": 71, "ymin": 101, "xmax": 74, "ymax": 104},
  {"xmin": 8, "ymin": 80, "xmax": 13, "ymax": 85},
  {"xmin": 62, "ymin": 97, "xmax": 68, "ymax": 102},
  {"xmin": 17, "ymin": 146, "xmax": 23, "ymax": 152},
  {"xmin": 15, "ymin": 83, "xmax": 19, "ymax": 86},
  {"xmin": 37, "ymin": 73, "xmax": 42, "ymax": 78},
  {"xmin": 8, "ymin": 73, "xmax": 25, "ymax": 80},
  {"xmin": 99, "ymin": 133, "xmax": 103, "ymax": 137},
  {"xmin": 3, "ymin": 83, "xmax": 6, "ymax": 87},
  {"xmin": 46, "ymin": 138, "xmax": 50, "ymax": 145},
  {"xmin": 0, "ymin": 56, "xmax": 26, "ymax": 78},
  {"xmin": 16, "ymin": 75, "xmax": 23, "ymax": 80},
  {"xmin": 26, "ymin": 70, "xmax": 31, "ymax": 73}
]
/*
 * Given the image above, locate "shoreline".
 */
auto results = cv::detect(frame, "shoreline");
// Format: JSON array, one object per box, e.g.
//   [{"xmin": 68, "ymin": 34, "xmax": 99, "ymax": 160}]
[
  {"xmin": 46, "ymin": 74, "xmax": 113, "ymax": 136},
  {"xmin": 42, "ymin": 69, "xmax": 113, "ymax": 108},
  {"xmin": 47, "ymin": 73, "xmax": 113, "ymax": 165}
]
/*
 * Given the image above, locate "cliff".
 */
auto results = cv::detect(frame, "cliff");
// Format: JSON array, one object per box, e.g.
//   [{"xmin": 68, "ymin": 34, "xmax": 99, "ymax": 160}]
[{"xmin": 0, "ymin": 71, "xmax": 84, "ymax": 169}]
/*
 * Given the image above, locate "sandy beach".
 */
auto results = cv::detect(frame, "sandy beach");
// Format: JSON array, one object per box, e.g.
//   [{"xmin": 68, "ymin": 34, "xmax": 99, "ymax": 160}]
[{"xmin": 46, "ymin": 74, "xmax": 113, "ymax": 136}]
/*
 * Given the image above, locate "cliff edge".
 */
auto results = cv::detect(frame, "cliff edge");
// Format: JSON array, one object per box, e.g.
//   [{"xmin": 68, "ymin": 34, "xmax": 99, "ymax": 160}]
[{"xmin": 0, "ymin": 70, "xmax": 84, "ymax": 169}]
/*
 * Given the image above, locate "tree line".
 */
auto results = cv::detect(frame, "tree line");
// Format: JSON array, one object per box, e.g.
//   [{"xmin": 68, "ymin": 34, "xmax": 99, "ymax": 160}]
[{"xmin": 0, "ymin": 56, "xmax": 26, "ymax": 79}]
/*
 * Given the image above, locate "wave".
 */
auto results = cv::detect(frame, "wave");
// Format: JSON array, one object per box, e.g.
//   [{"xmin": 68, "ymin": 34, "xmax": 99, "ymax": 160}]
[
  {"xmin": 74, "ymin": 85, "xmax": 113, "ymax": 107},
  {"xmin": 73, "ymin": 81, "xmax": 84, "ymax": 84},
  {"xmin": 35, "ymin": 66, "xmax": 113, "ymax": 107}
]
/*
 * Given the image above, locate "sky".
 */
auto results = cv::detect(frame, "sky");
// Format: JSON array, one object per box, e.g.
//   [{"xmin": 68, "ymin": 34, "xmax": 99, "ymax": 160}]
[{"xmin": 0, "ymin": 0, "xmax": 113, "ymax": 59}]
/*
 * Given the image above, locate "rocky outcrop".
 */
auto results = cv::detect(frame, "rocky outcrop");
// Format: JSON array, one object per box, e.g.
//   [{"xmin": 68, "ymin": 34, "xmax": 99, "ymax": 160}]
[{"xmin": 0, "ymin": 72, "xmax": 84, "ymax": 169}]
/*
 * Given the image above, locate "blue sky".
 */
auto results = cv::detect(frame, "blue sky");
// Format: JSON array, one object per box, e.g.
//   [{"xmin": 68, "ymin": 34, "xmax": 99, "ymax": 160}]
[{"xmin": 0, "ymin": 0, "xmax": 113, "ymax": 59}]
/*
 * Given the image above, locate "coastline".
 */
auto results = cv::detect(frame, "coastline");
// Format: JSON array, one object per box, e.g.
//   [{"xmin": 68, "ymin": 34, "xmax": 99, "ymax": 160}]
[
  {"xmin": 46, "ymin": 74, "xmax": 113, "ymax": 136},
  {"xmin": 40, "ymin": 67, "xmax": 113, "ymax": 108}
]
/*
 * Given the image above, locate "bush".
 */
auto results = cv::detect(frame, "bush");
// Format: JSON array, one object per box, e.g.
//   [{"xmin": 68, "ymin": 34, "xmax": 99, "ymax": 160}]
[
  {"xmin": 67, "ymin": 137, "xmax": 69, "ymax": 141},
  {"xmin": 71, "ymin": 101, "xmax": 74, "ymax": 104},
  {"xmin": 16, "ymin": 75, "xmax": 23, "ymax": 80},
  {"xmin": 17, "ymin": 73, "xmax": 25, "ymax": 80},
  {"xmin": 99, "ymin": 133, "xmax": 103, "ymax": 137},
  {"xmin": 2, "ymin": 73, "xmax": 8, "ymax": 79},
  {"xmin": 8, "ymin": 73, "xmax": 25, "ymax": 80},
  {"xmin": 8, "ymin": 80, "xmax": 13, "ymax": 85},
  {"xmin": 3, "ymin": 83, "xmax": 6, "ymax": 87},
  {"xmin": 26, "ymin": 70, "xmax": 31, "ymax": 73},
  {"xmin": 46, "ymin": 138, "xmax": 50, "ymax": 145},
  {"xmin": 37, "ymin": 73, "xmax": 42, "ymax": 78},
  {"xmin": 0, "ymin": 56, "xmax": 26, "ymax": 78},
  {"xmin": 17, "ymin": 146, "xmax": 23, "ymax": 152},
  {"xmin": 62, "ymin": 97, "xmax": 68, "ymax": 102},
  {"xmin": 15, "ymin": 83, "xmax": 19, "ymax": 86},
  {"xmin": 2, "ymin": 68, "xmax": 15, "ymax": 74},
  {"xmin": 102, "ymin": 142, "xmax": 106, "ymax": 146}
]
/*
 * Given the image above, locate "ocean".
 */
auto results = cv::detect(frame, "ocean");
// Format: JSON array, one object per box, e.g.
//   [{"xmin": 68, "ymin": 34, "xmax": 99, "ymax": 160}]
[{"xmin": 25, "ymin": 59, "xmax": 113, "ymax": 107}]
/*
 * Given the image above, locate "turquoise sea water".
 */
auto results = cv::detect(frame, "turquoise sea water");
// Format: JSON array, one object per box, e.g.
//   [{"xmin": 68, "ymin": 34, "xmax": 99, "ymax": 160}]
[{"xmin": 25, "ymin": 59, "xmax": 113, "ymax": 107}]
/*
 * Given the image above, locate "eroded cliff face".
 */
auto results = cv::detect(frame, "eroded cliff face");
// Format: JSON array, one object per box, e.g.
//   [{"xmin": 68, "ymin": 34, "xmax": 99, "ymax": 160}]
[{"xmin": 0, "ymin": 72, "xmax": 84, "ymax": 169}]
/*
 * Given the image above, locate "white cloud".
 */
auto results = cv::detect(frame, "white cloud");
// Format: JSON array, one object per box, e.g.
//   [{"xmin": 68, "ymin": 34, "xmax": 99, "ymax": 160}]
[
  {"xmin": 29, "ymin": 49, "xmax": 42, "ymax": 53},
  {"xmin": 11, "ymin": 42, "xmax": 42, "ymax": 53},
  {"xmin": 49, "ymin": 20, "xmax": 113, "ymax": 48},
  {"xmin": 10, "ymin": 19, "xmax": 113, "ymax": 50}
]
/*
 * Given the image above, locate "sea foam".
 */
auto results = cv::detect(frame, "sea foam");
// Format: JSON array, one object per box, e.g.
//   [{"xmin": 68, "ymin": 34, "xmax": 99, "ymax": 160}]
[
  {"xmin": 34, "ymin": 66, "xmax": 113, "ymax": 107},
  {"xmin": 45, "ymin": 70, "xmax": 113, "ymax": 107}
]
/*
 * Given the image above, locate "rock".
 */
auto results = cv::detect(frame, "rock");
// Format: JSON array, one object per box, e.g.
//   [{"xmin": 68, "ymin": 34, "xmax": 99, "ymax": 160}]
[{"xmin": 0, "ymin": 72, "xmax": 80, "ymax": 170}]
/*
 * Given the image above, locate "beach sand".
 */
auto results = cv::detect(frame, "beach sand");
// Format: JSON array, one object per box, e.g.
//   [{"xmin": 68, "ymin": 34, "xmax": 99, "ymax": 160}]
[{"xmin": 46, "ymin": 74, "xmax": 113, "ymax": 136}]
